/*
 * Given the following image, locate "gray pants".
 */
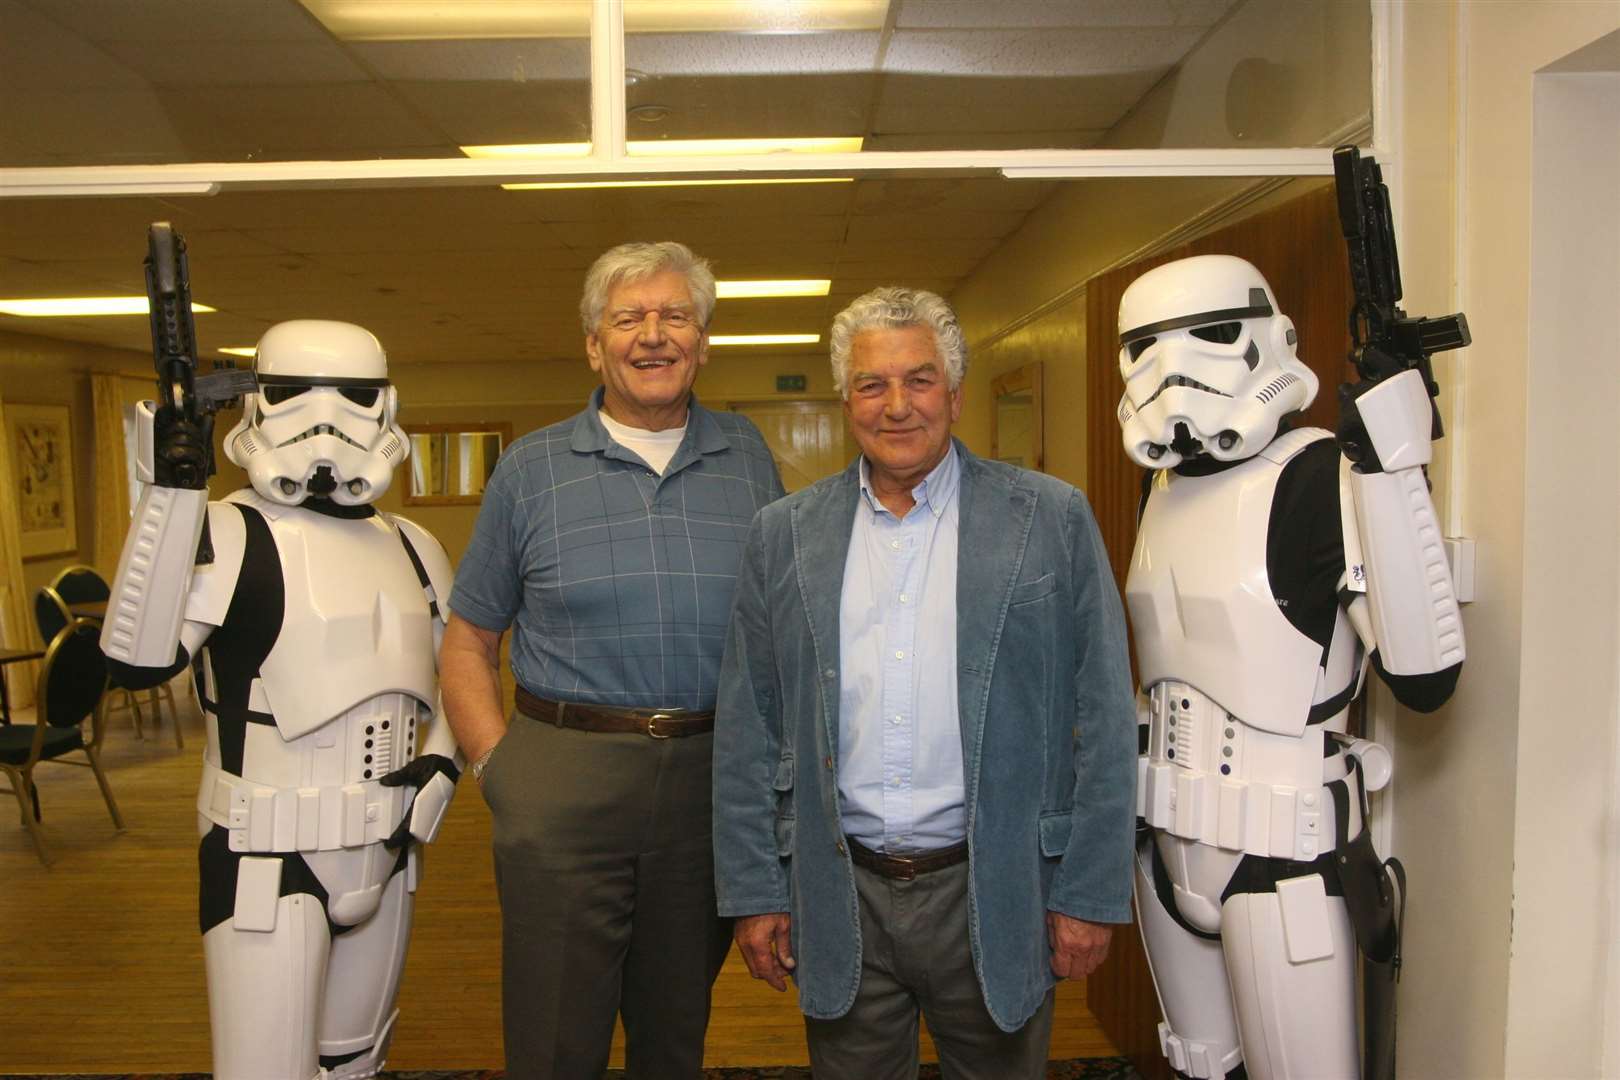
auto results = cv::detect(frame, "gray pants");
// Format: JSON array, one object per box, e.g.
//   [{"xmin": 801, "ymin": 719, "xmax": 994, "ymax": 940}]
[
  {"xmin": 805, "ymin": 858, "xmax": 1057, "ymax": 1080},
  {"xmin": 480, "ymin": 715, "xmax": 732, "ymax": 1080}
]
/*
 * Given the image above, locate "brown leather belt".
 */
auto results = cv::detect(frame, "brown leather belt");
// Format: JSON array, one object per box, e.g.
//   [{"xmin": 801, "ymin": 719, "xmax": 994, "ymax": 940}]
[
  {"xmin": 515, "ymin": 685, "xmax": 714, "ymax": 739},
  {"xmin": 847, "ymin": 836, "xmax": 969, "ymax": 881}
]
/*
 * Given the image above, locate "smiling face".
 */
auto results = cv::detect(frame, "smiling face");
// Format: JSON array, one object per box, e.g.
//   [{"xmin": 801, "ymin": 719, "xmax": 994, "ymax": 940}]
[
  {"xmin": 843, "ymin": 324, "xmax": 963, "ymax": 507},
  {"xmin": 585, "ymin": 268, "xmax": 709, "ymax": 430}
]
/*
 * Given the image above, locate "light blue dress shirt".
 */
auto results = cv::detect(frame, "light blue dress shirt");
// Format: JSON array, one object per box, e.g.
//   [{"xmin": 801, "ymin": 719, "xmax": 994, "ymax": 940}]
[{"xmin": 838, "ymin": 446, "xmax": 963, "ymax": 853}]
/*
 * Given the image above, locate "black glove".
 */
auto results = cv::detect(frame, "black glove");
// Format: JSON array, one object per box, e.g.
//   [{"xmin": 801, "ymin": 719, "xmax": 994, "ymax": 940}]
[
  {"xmin": 379, "ymin": 753, "xmax": 462, "ymax": 851},
  {"xmin": 153, "ymin": 405, "xmax": 213, "ymax": 489}
]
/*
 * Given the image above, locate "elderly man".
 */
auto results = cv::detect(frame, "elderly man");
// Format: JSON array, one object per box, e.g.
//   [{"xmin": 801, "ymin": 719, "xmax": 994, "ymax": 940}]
[
  {"xmin": 714, "ymin": 287, "xmax": 1137, "ymax": 1079},
  {"xmin": 441, "ymin": 241, "xmax": 785, "ymax": 1079}
]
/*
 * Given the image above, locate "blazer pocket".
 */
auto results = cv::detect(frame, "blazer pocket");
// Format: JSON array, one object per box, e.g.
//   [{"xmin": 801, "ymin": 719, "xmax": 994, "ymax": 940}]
[
  {"xmin": 1010, "ymin": 571, "xmax": 1057, "ymax": 606},
  {"xmin": 773, "ymin": 754, "xmax": 795, "ymax": 856},
  {"xmin": 774, "ymin": 815, "xmax": 796, "ymax": 856},
  {"xmin": 1039, "ymin": 810, "xmax": 1073, "ymax": 858}
]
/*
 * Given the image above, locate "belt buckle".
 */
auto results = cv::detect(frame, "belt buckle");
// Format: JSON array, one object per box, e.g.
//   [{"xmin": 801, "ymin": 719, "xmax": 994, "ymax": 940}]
[
  {"xmin": 888, "ymin": 855, "xmax": 917, "ymax": 881},
  {"xmin": 646, "ymin": 712, "xmax": 677, "ymax": 739}
]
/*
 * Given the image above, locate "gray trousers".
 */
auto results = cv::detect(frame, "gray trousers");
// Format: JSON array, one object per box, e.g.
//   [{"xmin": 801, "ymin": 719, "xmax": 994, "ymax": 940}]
[
  {"xmin": 805, "ymin": 858, "xmax": 1057, "ymax": 1080},
  {"xmin": 480, "ymin": 715, "xmax": 732, "ymax": 1080}
]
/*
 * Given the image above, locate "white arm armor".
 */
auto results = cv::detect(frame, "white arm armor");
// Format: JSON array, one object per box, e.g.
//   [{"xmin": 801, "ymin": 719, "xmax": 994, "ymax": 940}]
[
  {"xmin": 392, "ymin": 514, "xmax": 464, "ymax": 845},
  {"xmin": 101, "ymin": 401, "xmax": 210, "ymax": 667},
  {"xmin": 1341, "ymin": 370, "xmax": 1466, "ymax": 676}
]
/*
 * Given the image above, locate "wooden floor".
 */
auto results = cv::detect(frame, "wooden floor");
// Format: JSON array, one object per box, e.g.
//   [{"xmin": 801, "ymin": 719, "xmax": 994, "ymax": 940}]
[{"xmin": 0, "ymin": 689, "xmax": 1119, "ymax": 1072}]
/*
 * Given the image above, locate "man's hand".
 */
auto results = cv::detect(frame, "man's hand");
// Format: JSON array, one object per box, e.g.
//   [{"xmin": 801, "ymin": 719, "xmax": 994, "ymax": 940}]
[
  {"xmin": 735, "ymin": 913, "xmax": 796, "ymax": 992},
  {"xmin": 1047, "ymin": 912, "xmax": 1113, "ymax": 979}
]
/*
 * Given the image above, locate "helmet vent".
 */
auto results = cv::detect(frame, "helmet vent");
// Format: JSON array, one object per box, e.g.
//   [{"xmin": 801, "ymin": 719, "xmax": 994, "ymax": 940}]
[
  {"xmin": 236, "ymin": 430, "xmax": 262, "ymax": 456},
  {"xmin": 1255, "ymin": 372, "xmax": 1299, "ymax": 404},
  {"xmin": 379, "ymin": 435, "xmax": 403, "ymax": 461}
]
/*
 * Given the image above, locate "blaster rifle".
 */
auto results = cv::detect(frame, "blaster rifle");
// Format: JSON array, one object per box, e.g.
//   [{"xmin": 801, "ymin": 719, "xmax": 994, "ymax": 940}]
[{"xmin": 1334, "ymin": 145, "xmax": 1470, "ymax": 459}]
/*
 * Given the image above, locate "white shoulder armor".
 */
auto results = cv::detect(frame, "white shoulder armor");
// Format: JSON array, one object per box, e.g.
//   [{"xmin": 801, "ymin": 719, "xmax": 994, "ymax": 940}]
[{"xmin": 387, "ymin": 513, "xmax": 453, "ymax": 628}]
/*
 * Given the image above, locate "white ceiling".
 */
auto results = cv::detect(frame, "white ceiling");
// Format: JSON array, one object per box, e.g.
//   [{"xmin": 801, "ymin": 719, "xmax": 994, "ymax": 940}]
[{"xmin": 0, "ymin": 0, "xmax": 1249, "ymax": 365}]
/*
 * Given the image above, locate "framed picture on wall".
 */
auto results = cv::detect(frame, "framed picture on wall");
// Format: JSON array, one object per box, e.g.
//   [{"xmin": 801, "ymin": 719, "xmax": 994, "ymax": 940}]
[{"xmin": 8, "ymin": 402, "xmax": 78, "ymax": 559}]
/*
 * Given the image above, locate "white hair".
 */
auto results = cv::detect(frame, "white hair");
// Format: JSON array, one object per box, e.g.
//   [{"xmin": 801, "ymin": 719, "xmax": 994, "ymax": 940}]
[
  {"xmin": 579, "ymin": 241, "xmax": 717, "ymax": 334},
  {"xmin": 828, "ymin": 286, "xmax": 968, "ymax": 398}
]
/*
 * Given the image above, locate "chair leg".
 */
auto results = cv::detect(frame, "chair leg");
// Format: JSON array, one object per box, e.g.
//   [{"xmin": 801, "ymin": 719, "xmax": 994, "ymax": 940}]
[
  {"xmin": 84, "ymin": 746, "xmax": 126, "ymax": 832},
  {"xmin": 4, "ymin": 765, "xmax": 52, "ymax": 866}
]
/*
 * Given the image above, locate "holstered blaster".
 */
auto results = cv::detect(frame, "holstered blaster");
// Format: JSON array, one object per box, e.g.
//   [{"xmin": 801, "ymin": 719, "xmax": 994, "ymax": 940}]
[{"xmin": 1333, "ymin": 145, "xmax": 1470, "ymax": 466}]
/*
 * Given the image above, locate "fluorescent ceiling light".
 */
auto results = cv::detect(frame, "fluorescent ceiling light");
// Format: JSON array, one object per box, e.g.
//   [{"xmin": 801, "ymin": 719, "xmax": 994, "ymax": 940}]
[
  {"xmin": 459, "ymin": 143, "xmax": 592, "ymax": 159},
  {"xmin": 709, "ymin": 334, "xmax": 821, "ymax": 346},
  {"xmin": 0, "ymin": 297, "xmax": 216, "ymax": 317},
  {"xmin": 464, "ymin": 137, "xmax": 863, "ymax": 159},
  {"xmin": 219, "ymin": 347, "xmax": 257, "ymax": 358},
  {"xmin": 502, "ymin": 177, "xmax": 852, "ymax": 191},
  {"xmin": 300, "ymin": 1, "xmax": 888, "ymax": 41},
  {"xmin": 628, "ymin": 137, "xmax": 863, "ymax": 157},
  {"xmin": 716, "ymin": 280, "xmax": 831, "ymax": 299}
]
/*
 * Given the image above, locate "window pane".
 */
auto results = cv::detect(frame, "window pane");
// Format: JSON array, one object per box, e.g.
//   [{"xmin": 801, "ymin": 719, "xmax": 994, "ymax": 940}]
[
  {"xmin": 2, "ymin": 1, "xmax": 590, "ymax": 167},
  {"xmin": 624, "ymin": 0, "xmax": 1371, "ymax": 152}
]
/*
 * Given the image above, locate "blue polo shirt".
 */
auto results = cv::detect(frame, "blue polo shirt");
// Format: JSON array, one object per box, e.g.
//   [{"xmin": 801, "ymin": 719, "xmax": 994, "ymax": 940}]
[{"xmin": 451, "ymin": 388, "xmax": 785, "ymax": 710}]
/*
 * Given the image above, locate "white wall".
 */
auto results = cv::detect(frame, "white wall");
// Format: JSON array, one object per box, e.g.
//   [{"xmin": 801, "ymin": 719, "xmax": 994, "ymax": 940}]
[{"xmin": 1392, "ymin": 6, "xmax": 1620, "ymax": 1078}]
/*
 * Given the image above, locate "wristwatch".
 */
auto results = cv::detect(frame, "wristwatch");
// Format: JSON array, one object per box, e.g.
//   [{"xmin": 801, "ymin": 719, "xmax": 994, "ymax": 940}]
[{"xmin": 470, "ymin": 746, "xmax": 496, "ymax": 783}]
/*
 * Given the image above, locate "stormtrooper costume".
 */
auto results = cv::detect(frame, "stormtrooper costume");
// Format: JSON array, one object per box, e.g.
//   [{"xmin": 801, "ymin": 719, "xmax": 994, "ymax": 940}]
[
  {"xmin": 1115, "ymin": 256, "xmax": 1463, "ymax": 1080},
  {"xmin": 101, "ymin": 320, "xmax": 461, "ymax": 1080}
]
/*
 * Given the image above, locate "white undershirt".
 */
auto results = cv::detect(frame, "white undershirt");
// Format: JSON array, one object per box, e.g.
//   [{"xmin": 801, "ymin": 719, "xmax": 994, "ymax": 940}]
[{"xmin": 598, "ymin": 409, "xmax": 687, "ymax": 475}]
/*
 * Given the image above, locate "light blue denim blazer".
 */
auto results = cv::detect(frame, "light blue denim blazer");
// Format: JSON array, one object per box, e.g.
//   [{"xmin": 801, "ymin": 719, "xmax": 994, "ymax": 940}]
[{"xmin": 713, "ymin": 441, "xmax": 1138, "ymax": 1032}]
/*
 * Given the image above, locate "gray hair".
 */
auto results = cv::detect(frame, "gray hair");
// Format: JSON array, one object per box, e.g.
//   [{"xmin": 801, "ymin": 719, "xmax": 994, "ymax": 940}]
[
  {"xmin": 829, "ymin": 286, "xmax": 968, "ymax": 398},
  {"xmin": 579, "ymin": 241, "xmax": 717, "ymax": 335}
]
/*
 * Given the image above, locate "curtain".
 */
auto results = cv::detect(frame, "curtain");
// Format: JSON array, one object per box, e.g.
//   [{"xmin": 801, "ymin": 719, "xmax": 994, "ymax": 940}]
[
  {"xmin": 90, "ymin": 373, "xmax": 133, "ymax": 575},
  {"xmin": 0, "ymin": 388, "xmax": 37, "ymax": 708}
]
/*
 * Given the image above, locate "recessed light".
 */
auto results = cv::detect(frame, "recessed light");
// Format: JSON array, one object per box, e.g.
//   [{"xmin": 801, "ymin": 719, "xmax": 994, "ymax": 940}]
[
  {"xmin": 0, "ymin": 297, "xmax": 216, "ymax": 317},
  {"xmin": 709, "ymin": 334, "xmax": 821, "ymax": 346},
  {"xmin": 716, "ymin": 280, "xmax": 832, "ymax": 299}
]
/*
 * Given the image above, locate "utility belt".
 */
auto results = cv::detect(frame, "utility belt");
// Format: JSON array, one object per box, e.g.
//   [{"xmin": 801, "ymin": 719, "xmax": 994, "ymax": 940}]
[
  {"xmin": 1138, "ymin": 760, "xmax": 1348, "ymax": 863},
  {"xmin": 197, "ymin": 759, "xmax": 403, "ymax": 853}
]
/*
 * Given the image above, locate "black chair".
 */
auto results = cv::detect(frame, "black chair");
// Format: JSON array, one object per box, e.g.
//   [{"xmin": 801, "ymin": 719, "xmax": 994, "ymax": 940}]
[
  {"xmin": 49, "ymin": 563, "xmax": 110, "ymax": 608},
  {"xmin": 32, "ymin": 586, "xmax": 68, "ymax": 651},
  {"xmin": 0, "ymin": 618, "xmax": 125, "ymax": 866},
  {"xmin": 46, "ymin": 568, "xmax": 182, "ymax": 748}
]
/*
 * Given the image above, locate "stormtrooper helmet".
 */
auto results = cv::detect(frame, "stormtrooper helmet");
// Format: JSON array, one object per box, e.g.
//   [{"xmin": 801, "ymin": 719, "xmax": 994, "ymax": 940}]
[
  {"xmin": 1115, "ymin": 255, "xmax": 1317, "ymax": 470},
  {"xmin": 225, "ymin": 320, "xmax": 408, "ymax": 506}
]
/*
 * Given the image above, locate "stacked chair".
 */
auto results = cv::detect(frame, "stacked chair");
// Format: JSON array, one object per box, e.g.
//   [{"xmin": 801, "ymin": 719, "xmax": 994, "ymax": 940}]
[{"xmin": 0, "ymin": 618, "xmax": 125, "ymax": 865}]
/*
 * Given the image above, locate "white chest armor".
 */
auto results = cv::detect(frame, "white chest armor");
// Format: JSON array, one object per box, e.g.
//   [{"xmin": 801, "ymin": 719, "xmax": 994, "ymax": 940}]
[
  {"xmin": 254, "ymin": 503, "xmax": 438, "ymax": 739},
  {"xmin": 195, "ymin": 496, "xmax": 440, "ymax": 855},
  {"xmin": 1128, "ymin": 429, "xmax": 1355, "ymax": 863},
  {"xmin": 1127, "ymin": 428, "xmax": 1330, "ymax": 737}
]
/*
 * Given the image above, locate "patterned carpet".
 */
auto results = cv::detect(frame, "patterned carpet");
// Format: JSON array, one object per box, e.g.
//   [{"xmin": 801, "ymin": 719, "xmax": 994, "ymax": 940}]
[{"xmin": 3, "ymin": 1062, "xmax": 1140, "ymax": 1079}]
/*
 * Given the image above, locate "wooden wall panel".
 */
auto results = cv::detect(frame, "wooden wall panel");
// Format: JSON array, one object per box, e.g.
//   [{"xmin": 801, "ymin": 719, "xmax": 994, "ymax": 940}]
[{"xmin": 1084, "ymin": 183, "xmax": 1352, "ymax": 1080}]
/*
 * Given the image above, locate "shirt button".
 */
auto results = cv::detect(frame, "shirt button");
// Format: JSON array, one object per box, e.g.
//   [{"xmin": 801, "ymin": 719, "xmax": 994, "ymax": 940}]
[
  {"xmin": 894, "ymin": 650, "xmax": 905, "ymax": 660},
  {"xmin": 898, "ymin": 593, "xmax": 910, "ymax": 604},
  {"xmin": 890, "ymin": 539, "xmax": 901, "ymax": 550},
  {"xmin": 892, "ymin": 715, "xmax": 903, "ymax": 725},
  {"xmin": 890, "ymin": 777, "xmax": 901, "ymax": 787}
]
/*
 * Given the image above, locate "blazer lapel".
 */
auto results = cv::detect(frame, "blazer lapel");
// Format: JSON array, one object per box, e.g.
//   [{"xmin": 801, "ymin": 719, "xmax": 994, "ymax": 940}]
[
  {"xmin": 791, "ymin": 459, "xmax": 862, "ymax": 757},
  {"xmin": 954, "ymin": 442, "xmax": 1037, "ymax": 786}
]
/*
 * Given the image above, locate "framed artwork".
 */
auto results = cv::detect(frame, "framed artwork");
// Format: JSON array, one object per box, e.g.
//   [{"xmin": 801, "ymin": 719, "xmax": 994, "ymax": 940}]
[{"xmin": 8, "ymin": 402, "xmax": 78, "ymax": 559}]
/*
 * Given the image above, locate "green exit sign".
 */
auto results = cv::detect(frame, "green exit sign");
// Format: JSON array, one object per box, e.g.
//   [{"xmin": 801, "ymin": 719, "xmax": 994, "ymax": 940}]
[{"xmin": 776, "ymin": 374, "xmax": 807, "ymax": 392}]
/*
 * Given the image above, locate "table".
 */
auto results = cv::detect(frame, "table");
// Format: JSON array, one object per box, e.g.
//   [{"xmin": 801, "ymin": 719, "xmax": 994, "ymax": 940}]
[{"xmin": 0, "ymin": 647, "xmax": 45, "ymax": 725}]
